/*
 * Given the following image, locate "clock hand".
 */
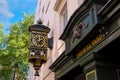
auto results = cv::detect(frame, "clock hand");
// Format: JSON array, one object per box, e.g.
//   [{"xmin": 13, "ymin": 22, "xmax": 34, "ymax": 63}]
[{"xmin": 38, "ymin": 35, "xmax": 41, "ymax": 41}]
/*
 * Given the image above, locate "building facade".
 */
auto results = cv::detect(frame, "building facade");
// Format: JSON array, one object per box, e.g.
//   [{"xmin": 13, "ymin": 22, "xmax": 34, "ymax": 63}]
[{"xmin": 29, "ymin": 0, "xmax": 120, "ymax": 80}]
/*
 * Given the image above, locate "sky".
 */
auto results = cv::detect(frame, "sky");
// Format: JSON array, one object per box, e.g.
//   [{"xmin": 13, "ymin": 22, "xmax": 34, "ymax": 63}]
[{"xmin": 0, "ymin": 0, "xmax": 37, "ymax": 34}]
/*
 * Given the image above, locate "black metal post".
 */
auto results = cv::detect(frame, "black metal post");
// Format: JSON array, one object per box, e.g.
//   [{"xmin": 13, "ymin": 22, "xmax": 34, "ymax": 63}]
[{"xmin": 13, "ymin": 63, "xmax": 18, "ymax": 80}]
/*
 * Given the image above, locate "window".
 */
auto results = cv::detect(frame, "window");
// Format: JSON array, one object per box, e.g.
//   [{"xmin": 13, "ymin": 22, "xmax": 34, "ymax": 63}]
[
  {"xmin": 45, "ymin": 1, "xmax": 50, "ymax": 13},
  {"xmin": 41, "ymin": 7, "xmax": 44, "ymax": 22},
  {"xmin": 60, "ymin": 2, "xmax": 68, "ymax": 35},
  {"xmin": 63, "ymin": 8, "xmax": 68, "ymax": 28},
  {"xmin": 53, "ymin": 0, "xmax": 67, "ymax": 36},
  {"xmin": 38, "ymin": 1, "xmax": 41, "ymax": 15}
]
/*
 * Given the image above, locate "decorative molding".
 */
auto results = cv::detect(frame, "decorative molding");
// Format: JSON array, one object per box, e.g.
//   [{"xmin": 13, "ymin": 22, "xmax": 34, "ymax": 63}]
[
  {"xmin": 73, "ymin": 23, "xmax": 88, "ymax": 39},
  {"xmin": 53, "ymin": 0, "xmax": 66, "ymax": 13},
  {"xmin": 54, "ymin": 0, "xmax": 62, "ymax": 11},
  {"xmin": 59, "ymin": 0, "xmax": 108, "ymax": 40}
]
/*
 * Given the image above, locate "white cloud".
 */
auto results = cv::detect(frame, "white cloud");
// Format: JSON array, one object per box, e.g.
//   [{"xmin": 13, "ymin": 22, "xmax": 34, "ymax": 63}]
[{"xmin": 0, "ymin": 0, "xmax": 14, "ymax": 19}]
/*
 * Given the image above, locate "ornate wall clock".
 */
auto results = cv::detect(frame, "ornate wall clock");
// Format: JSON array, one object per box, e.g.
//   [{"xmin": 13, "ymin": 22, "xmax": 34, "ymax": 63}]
[{"xmin": 32, "ymin": 34, "xmax": 46, "ymax": 47}]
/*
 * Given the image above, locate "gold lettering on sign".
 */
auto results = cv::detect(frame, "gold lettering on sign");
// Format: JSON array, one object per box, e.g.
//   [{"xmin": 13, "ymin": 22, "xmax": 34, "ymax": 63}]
[{"xmin": 76, "ymin": 34, "xmax": 103, "ymax": 59}]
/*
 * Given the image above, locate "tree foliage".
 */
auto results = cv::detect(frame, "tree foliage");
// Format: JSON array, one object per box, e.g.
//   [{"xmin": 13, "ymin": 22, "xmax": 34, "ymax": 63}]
[{"xmin": 0, "ymin": 13, "xmax": 34, "ymax": 80}]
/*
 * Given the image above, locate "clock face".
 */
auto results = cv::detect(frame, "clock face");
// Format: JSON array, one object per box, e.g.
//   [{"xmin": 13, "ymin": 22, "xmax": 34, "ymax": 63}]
[{"xmin": 32, "ymin": 34, "xmax": 46, "ymax": 47}]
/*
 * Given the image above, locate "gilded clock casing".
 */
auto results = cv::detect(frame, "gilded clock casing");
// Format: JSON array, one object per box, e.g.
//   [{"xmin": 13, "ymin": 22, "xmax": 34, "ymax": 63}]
[{"xmin": 31, "ymin": 31, "xmax": 47, "ymax": 48}]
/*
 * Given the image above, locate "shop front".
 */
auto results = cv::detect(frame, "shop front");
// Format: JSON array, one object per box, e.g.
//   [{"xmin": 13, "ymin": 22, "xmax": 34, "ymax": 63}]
[{"xmin": 49, "ymin": 0, "xmax": 120, "ymax": 80}]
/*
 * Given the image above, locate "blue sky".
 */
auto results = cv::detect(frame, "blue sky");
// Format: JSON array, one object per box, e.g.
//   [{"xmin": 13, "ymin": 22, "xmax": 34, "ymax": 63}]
[{"xmin": 0, "ymin": 0, "xmax": 37, "ymax": 34}]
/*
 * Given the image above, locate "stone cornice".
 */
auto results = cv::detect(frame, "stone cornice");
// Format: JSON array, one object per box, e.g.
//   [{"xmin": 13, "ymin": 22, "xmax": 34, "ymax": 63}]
[
  {"xmin": 98, "ymin": 0, "xmax": 120, "ymax": 22},
  {"xmin": 49, "ymin": 52, "xmax": 65, "ymax": 71},
  {"xmin": 49, "ymin": 52, "xmax": 72, "ymax": 72}
]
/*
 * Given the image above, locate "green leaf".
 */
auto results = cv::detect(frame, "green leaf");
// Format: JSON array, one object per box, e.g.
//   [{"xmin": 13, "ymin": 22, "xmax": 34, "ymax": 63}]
[{"xmin": 0, "ymin": 13, "xmax": 34, "ymax": 79}]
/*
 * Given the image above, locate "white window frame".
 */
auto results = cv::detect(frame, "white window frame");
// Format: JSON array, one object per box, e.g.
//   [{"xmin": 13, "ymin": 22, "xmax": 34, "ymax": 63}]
[{"xmin": 59, "ymin": 2, "xmax": 68, "ymax": 36}]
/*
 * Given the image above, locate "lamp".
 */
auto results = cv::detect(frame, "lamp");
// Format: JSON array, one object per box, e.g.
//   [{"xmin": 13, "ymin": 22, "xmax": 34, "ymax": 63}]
[{"xmin": 28, "ymin": 19, "xmax": 50, "ymax": 76}]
